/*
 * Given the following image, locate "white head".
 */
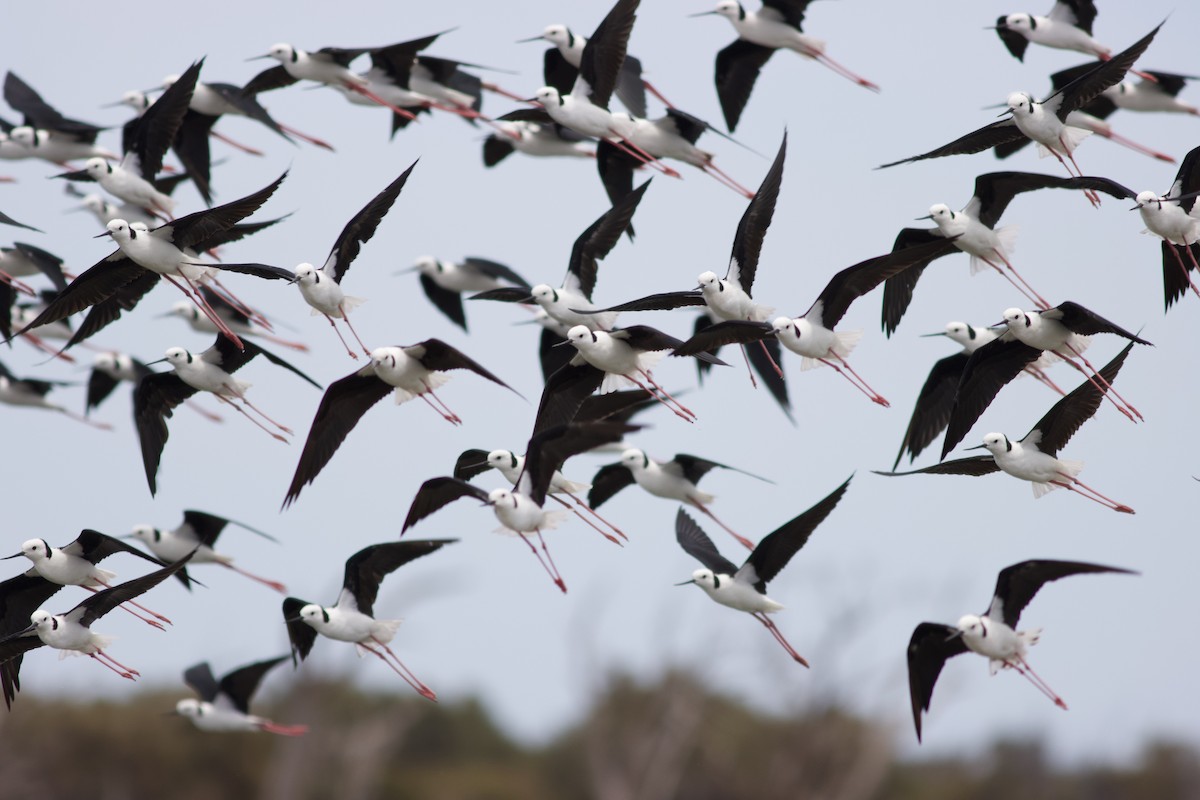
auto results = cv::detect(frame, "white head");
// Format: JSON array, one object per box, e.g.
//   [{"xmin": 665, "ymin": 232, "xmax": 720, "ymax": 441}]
[
  {"xmin": 175, "ymin": 698, "xmax": 203, "ymax": 718},
  {"xmin": 129, "ymin": 524, "xmax": 159, "ymax": 544},
  {"xmin": 980, "ymin": 432, "xmax": 1010, "ymax": 454},
  {"xmin": 771, "ymin": 316, "xmax": 796, "ymax": 337},
  {"xmin": 120, "ymin": 90, "xmax": 150, "ymax": 112},
  {"xmin": 412, "ymin": 255, "xmax": 439, "ymax": 275},
  {"xmin": 566, "ymin": 324, "xmax": 597, "ymax": 349},
  {"xmin": 168, "ymin": 300, "xmax": 200, "ymax": 321},
  {"xmin": 163, "ymin": 346, "xmax": 192, "ymax": 366},
  {"xmin": 15, "ymin": 539, "xmax": 51, "ymax": 563},
  {"xmin": 540, "ymin": 24, "xmax": 571, "ymax": 46},
  {"xmin": 105, "ymin": 219, "xmax": 134, "ymax": 244},
  {"xmin": 689, "ymin": 568, "xmax": 719, "ymax": 589},
  {"xmin": 130, "ymin": 222, "xmax": 150, "ymax": 234},
  {"xmin": 29, "ymin": 609, "xmax": 53, "ymax": 630},
  {"xmin": 927, "ymin": 203, "xmax": 953, "ymax": 223},
  {"xmin": 1134, "ymin": 190, "xmax": 1162, "ymax": 209},
  {"xmin": 298, "ymin": 603, "xmax": 327, "ymax": 628},
  {"xmin": 534, "ymin": 87, "xmax": 562, "ymax": 107},
  {"xmin": 93, "ymin": 351, "xmax": 121, "ymax": 372},
  {"xmin": 696, "ymin": 271, "xmax": 720, "ymax": 291},
  {"xmin": 266, "ymin": 43, "xmax": 296, "ymax": 63},
  {"xmin": 9, "ymin": 127, "xmax": 37, "ymax": 147},
  {"xmin": 620, "ymin": 448, "xmax": 648, "ymax": 470},
  {"xmin": 1006, "ymin": 92, "xmax": 1034, "ymax": 114},
  {"xmin": 293, "ymin": 263, "xmax": 318, "ymax": 286},
  {"xmin": 712, "ymin": 1, "xmax": 742, "ymax": 20},
  {"xmin": 1002, "ymin": 307, "xmax": 1027, "ymax": 329},
  {"xmin": 1001, "ymin": 13, "xmax": 1034, "ymax": 32},
  {"xmin": 85, "ymin": 158, "xmax": 113, "ymax": 179},
  {"xmin": 161, "ymin": 73, "xmax": 181, "ymax": 89},
  {"xmin": 955, "ymin": 613, "xmax": 986, "ymax": 637},
  {"xmin": 531, "ymin": 284, "xmax": 557, "ymax": 305},
  {"xmin": 487, "ymin": 487, "xmax": 515, "ymax": 506},
  {"xmin": 486, "ymin": 450, "xmax": 519, "ymax": 470},
  {"xmin": 942, "ymin": 321, "xmax": 973, "ymax": 345}
]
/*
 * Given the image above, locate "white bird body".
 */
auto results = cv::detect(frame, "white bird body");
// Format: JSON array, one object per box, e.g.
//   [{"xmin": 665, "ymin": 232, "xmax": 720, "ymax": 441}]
[
  {"xmin": 698, "ymin": 270, "xmax": 772, "ymax": 321},
  {"xmin": 1007, "ymin": 93, "xmax": 1091, "ymax": 159},
  {"xmin": 84, "ymin": 157, "xmax": 174, "ymax": 217},
  {"xmin": 129, "ymin": 524, "xmax": 228, "ymax": 566},
  {"xmin": 368, "ymin": 346, "xmax": 448, "ymax": 404},
  {"xmin": 981, "ymin": 432, "xmax": 1082, "ymax": 497},
  {"xmin": 407, "ymin": 70, "xmax": 476, "ymax": 110},
  {"xmin": 485, "ymin": 450, "xmax": 589, "ymax": 495},
  {"xmin": 771, "ymin": 312, "xmax": 862, "ymax": 370},
  {"xmin": 537, "ymin": 87, "xmax": 621, "ymax": 142},
  {"xmin": 611, "ymin": 113, "xmax": 711, "ymax": 167},
  {"xmin": 486, "ymin": 488, "xmax": 567, "ymax": 534},
  {"xmin": 163, "ymin": 346, "xmax": 250, "ymax": 398},
  {"xmin": 174, "ymin": 698, "xmax": 272, "ymax": 732},
  {"xmin": 1135, "ymin": 192, "xmax": 1200, "ymax": 246},
  {"xmin": 1002, "ymin": 308, "xmax": 1091, "ymax": 353},
  {"xmin": 0, "ymin": 376, "xmax": 62, "ymax": 409},
  {"xmin": 14, "ymin": 539, "xmax": 114, "ymax": 588},
  {"xmin": 494, "ymin": 121, "xmax": 594, "ymax": 159},
  {"xmin": 331, "ymin": 69, "xmax": 432, "ymax": 109},
  {"xmin": 711, "ymin": 1, "xmax": 825, "ymax": 55},
  {"xmin": 566, "ymin": 326, "xmax": 665, "ymax": 392},
  {"xmin": 9, "ymin": 306, "xmax": 69, "ymax": 340},
  {"xmin": 414, "ymin": 257, "xmax": 506, "ymax": 294},
  {"xmin": 0, "ymin": 248, "xmax": 49, "ymax": 279},
  {"xmin": 294, "ymin": 262, "xmax": 364, "ymax": 319},
  {"xmin": 28, "ymin": 609, "xmax": 113, "ymax": 656},
  {"xmin": 927, "ymin": 205, "xmax": 1018, "ymax": 275},
  {"xmin": 74, "ymin": 193, "xmax": 155, "ymax": 228},
  {"xmin": 107, "ymin": 219, "xmax": 209, "ymax": 282},
  {"xmin": 265, "ymin": 44, "xmax": 366, "ymax": 88},
  {"xmin": 299, "ymin": 602, "xmax": 400, "ymax": 647},
  {"xmin": 9, "ymin": 128, "xmax": 118, "ymax": 164},
  {"xmin": 621, "ymin": 449, "xmax": 714, "ymax": 504},
  {"xmin": 998, "ymin": 12, "xmax": 1107, "ymax": 58},
  {"xmin": 689, "ymin": 567, "xmax": 783, "ymax": 613},
  {"xmin": 955, "ymin": 613, "xmax": 1042, "ymax": 674},
  {"xmin": 0, "ymin": 132, "xmax": 32, "ymax": 160},
  {"xmin": 531, "ymin": 283, "xmax": 616, "ymax": 330},
  {"xmin": 93, "ymin": 352, "xmax": 144, "ymax": 384},
  {"xmin": 1107, "ymin": 81, "xmax": 1198, "ymax": 115}
]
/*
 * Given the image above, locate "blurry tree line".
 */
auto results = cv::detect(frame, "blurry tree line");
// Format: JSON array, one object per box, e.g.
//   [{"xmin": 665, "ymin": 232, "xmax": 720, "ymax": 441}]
[{"xmin": 0, "ymin": 669, "xmax": 1195, "ymax": 800}]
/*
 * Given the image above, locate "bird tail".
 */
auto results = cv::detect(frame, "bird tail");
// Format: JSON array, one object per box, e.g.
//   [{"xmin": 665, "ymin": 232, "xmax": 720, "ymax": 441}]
[
  {"xmin": 393, "ymin": 372, "xmax": 449, "ymax": 404},
  {"xmin": 1019, "ymin": 627, "xmax": 1043, "ymax": 648},
  {"xmin": 341, "ymin": 295, "xmax": 367, "ymax": 313},
  {"xmin": 748, "ymin": 303, "xmax": 775, "ymax": 322},
  {"xmin": 1036, "ymin": 126, "xmax": 1091, "ymax": 158},
  {"xmin": 371, "ymin": 618, "xmax": 403, "ymax": 645},
  {"xmin": 1031, "ymin": 460, "xmax": 1083, "ymax": 497},
  {"xmin": 600, "ymin": 372, "xmax": 637, "ymax": 394},
  {"xmin": 969, "ymin": 225, "xmax": 1019, "ymax": 275},
  {"xmin": 259, "ymin": 720, "xmax": 309, "ymax": 736},
  {"xmin": 87, "ymin": 567, "xmax": 119, "ymax": 587}
]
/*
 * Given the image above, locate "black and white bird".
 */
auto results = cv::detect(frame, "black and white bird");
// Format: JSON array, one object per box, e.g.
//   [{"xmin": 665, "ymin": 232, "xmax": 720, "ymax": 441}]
[
  {"xmin": 404, "ymin": 255, "xmax": 530, "ymax": 332},
  {"xmin": 0, "ymin": 554, "xmax": 190, "ymax": 690},
  {"xmin": 210, "ymin": 163, "xmax": 417, "ymax": 359},
  {"xmin": 941, "ymin": 302, "xmax": 1151, "ymax": 457},
  {"xmin": 675, "ymin": 475, "xmax": 851, "ymax": 665},
  {"xmin": 4, "ymin": 529, "xmax": 171, "ymax": 629},
  {"xmin": 907, "ymin": 559, "xmax": 1136, "ymax": 742},
  {"xmin": 134, "ymin": 335, "xmax": 321, "ymax": 495},
  {"xmin": 283, "ymin": 540, "xmax": 456, "ymax": 701},
  {"xmin": 283, "ymin": 339, "xmax": 517, "ymax": 507},
  {"xmin": 590, "ymin": 448, "xmax": 769, "ymax": 549},
  {"xmin": 876, "ymin": 343, "xmax": 1136, "ymax": 514},
  {"xmin": 0, "ymin": 573, "xmax": 62, "ymax": 708},
  {"xmin": 483, "ymin": 119, "xmax": 595, "ymax": 167},
  {"xmin": 0, "ymin": 241, "xmax": 67, "ymax": 299},
  {"xmin": 174, "ymin": 656, "xmax": 307, "ymax": 736},
  {"xmin": 992, "ymin": 1, "xmax": 1142, "ymax": 69},
  {"xmin": 2, "ymin": 72, "xmax": 115, "ymax": 165},
  {"xmin": 403, "ymin": 423, "xmax": 637, "ymax": 593},
  {"xmin": 692, "ymin": 0, "xmax": 879, "ymax": 132},
  {"xmin": 0, "ymin": 358, "xmax": 109, "ymax": 431},
  {"xmin": 879, "ymin": 25, "xmax": 1161, "ymax": 193},
  {"xmin": 128, "ymin": 509, "xmax": 285, "ymax": 593}
]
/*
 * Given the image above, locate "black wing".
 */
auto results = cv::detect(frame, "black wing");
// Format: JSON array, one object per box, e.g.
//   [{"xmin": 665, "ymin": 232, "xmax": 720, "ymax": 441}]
[
  {"xmin": 880, "ymin": 229, "xmax": 957, "ymax": 337},
  {"xmin": 941, "ymin": 338, "xmax": 1042, "ymax": 459},
  {"xmin": 182, "ymin": 661, "xmax": 221, "ymax": 702},
  {"xmin": 75, "ymin": 552, "xmax": 193, "ymax": 627},
  {"xmin": 343, "ymin": 540, "xmax": 455, "ymax": 617},
  {"xmin": 1024, "ymin": 341, "xmax": 1132, "ymax": 458},
  {"xmin": 521, "ymin": 422, "xmax": 637, "ymax": 505},
  {"xmin": 127, "ymin": 60, "xmax": 201, "ymax": 180},
  {"xmin": 671, "ymin": 454, "xmax": 740, "ymax": 486},
  {"xmin": 11, "ymin": 243, "xmax": 66, "ymax": 291},
  {"xmin": 615, "ymin": 54, "xmax": 647, "ymax": 118},
  {"xmin": 0, "ymin": 573, "xmax": 60, "ymax": 708},
  {"xmin": 282, "ymin": 597, "xmax": 318, "ymax": 665},
  {"xmin": 538, "ymin": 327, "xmax": 575, "ymax": 383},
  {"xmin": 66, "ymin": 270, "xmax": 160, "ymax": 351},
  {"xmin": 283, "ymin": 370, "xmax": 391, "ymax": 508},
  {"xmin": 179, "ymin": 511, "xmax": 232, "ymax": 547},
  {"xmin": 236, "ymin": 338, "xmax": 321, "ymax": 389},
  {"xmin": 463, "ymin": 258, "xmax": 530, "ymax": 289},
  {"xmin": 543, "ymin": 48, "xmax": 578, "ymax": 95},
  {"xmin": 873, "ymin": 456, "xmax": 1000, "ymax": 478},
  {"xmin": 675, "ymin": 508, "xmax": 738, "ymax": 574},
  {"xmin": 566, "ymin": 179, "xmax": 651, "ymax": 299},
  {"xmin": 1045, "ymin": 301, "xmax": 1151, "ymax": 342},
  {"xmin": 1054, "ymin": 25, "xmax": 1162, "ymax": 118},
  {"xmin": 4, "ymin": 72, "xmax": 102, "ymax": 136},
  {"xmin": 171, "ymin": 111, "xmax": 218, "ymax": 206},
  {"xmin": 401, "ymin": 477, "xmax": 490, "ymax": 533},
  {"xmin": 419, "ymin": 273, "xmax": 468, "ymax": 330},
  {"xmin": 242, "ymin": 66, "xmax": 298, "ymax": 97},
  {"xmin": 0, "ymin": 210, "xmax": 41, "ymax": 232},
  {"xmin": 878, "ymin": 119, "xmax": 1024, "ymax": 169},
  {"xmin": 596, "ymin": 139, "xmax": 639, "ymax": 235},
  {"xmin": 587, "ymin": 462, "xmax": 635, "ymax": 509},
  {"xmin": 715, "ymin": 40, "xmax": 776, "ymax": 133},
  {"xmin": 907, "ymin": 622, "xmax": 969, "ymax": 742},
  {"xmin": 744, "ymin": 476, "xmax": 850, "ymax": 589},
  {"xmin": 206, "ymin": 82, "xmax": 289, "ymax": 139},
  {"xmin": 133, "ymin": 373, "xmax": 199, "ymax": 496},
  {"xmin": 405, "ymin": 339, "xmax": 516, "ymax": 394},
  {"xmin": 673, "ymin": 320, "xmax": 772, "ymax": 357},
  {"xmin": 578, "ymin": 0, "xmax": 639, "ymax": 109},
  {"xmin": 1162, "ymin": 241, "xmax": 1196, "ymax": 311},
  {"xmin": 168, "ymin": 171, "xmax": 288, "ymax": 252},
  {"xmin": 1049, "ymin": 62, "xmax": 1118, "ymax": 119},
  {"xmin": 532, "ymin": 361, "xmax": 604, "ymax": 434},
  {"xmin": 217, "ymin": 656, "xmax": 290, "ymax": 714},
  {"xmin": 989, "ymin": 559, "xmax": 1135, "ymax": 629},
  {"xmin": 893, "ymin": 352, "xmax": 970, "ymax": 470},
  {"xmin": 725, "ymin": 132, "xmax": 785, "ymax": 296},
  {"xmin": 482, "ymin": 134, "xmax": 515, "ymax": 167},
  {"xmin": 324, "ymin": 162, "xmax": 416, "ymax": 283},
  {"xmin": 575, "ymin": 388, "xmax": 655, "ymax": 423},
  {"xmin": 586, "ymin": 290, "xmax": 706, "ymax": 314},
  {"xmin": 19, "ymin": 256, "xmax": 142, "ymax": 334},
  {"xmin": 68, "ymin": 529, "xmax": 168, "ymax": 568},
  {"xmin": 453, "ymin": 449, "xmax": 493, "ymax": 481}
]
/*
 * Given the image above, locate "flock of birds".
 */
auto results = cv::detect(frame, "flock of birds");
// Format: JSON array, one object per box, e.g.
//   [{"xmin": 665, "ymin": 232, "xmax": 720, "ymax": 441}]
[{"xmin": 0, "ymin": 0, "xmax": 1196, "ymax": 753}]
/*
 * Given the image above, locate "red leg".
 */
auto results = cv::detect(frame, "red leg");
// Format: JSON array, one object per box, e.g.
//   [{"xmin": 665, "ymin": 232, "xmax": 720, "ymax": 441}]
[
  {"xmin": 221, "ymin": 562, "xmax": 287, "ymax": 593},
  {"xmin": 691, "ymin": 500, "xmax": 754, "ymax": 550},
  {"xmin": 551, "ymin": 495, "xmax": 621, "ymax": 545}
]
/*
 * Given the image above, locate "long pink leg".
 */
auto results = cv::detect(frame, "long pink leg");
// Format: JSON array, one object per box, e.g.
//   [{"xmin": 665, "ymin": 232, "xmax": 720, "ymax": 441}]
[
  {"xmin": 625, "ymin": 373, "xmax": 693, "ymax": 423},
  {"xmin": 1172, "ymin": 244, "xmax": 1200, "ymax": 299},
  {"xmin": 753, "ymin": 612, "xmax": 810, "ymax": 666},
  {"xmin": 1059, "ymin": 344, "xmax": 1142, "ymax": 421},
  {"xmin": 162, "ymin": 274, "xmax": 244, "ymax": 349},
  {"xmin": 700, "ymin": 163, "xmax": 755, "ymax": 199},
  {"xmin": 1067, "ymin": 476, "xmax": 1134, "ymax": 513},
  {"xmin": 215, "ymin": 395, "xmax": 288, "ymax": 442},
  {"xmin": 820, "ymin": 354, "xmax": 890, "ymax": 407},
  {"xmin": 984, "ymin": 251, "xmax": 1052, "ymax": 310},
  {"xmin": 87, "ymin": 583, "xmax": 169, "ymax": 625},
  {"xmin": 421, "ymin": 383, "xmax": 463, "ymax": 425},
  {"xmin": 210, "ymin": 129, "xmax": 264, "ymax": 156},
  {"xmin": 94, "ymin": 650, "xmax": 140, "ymax": 677},
  {"xmin": 221, "ymin": 562, "xmax": 287, "ymax": 592},
  {"xmin": 755, "ymin": 338, "xmax": 784, "ymax": 378},
  {"xmin": 184, "ymin": 399, "xmax": 224, "ymax": 423},
  {"xmin": 337, "ymin": 304, "xmax": 371, "ymax": 356},
  {"xmin": 207, "ymin": 277, "xmax": 273, "ymax": 330},
  {"xmin": 19, "ymin": 332, "xmax": 76, "ymax": 363},
  {"xmin": 0, "ymin": 271, "xmax": 36, "ymax": 295},
  {"xmin": 560, "ymin": 490, "xmax": 628, "ymax": 540},
  {"xmin": 515, "ymin": 529, "xmax": 567, "ymax": 593},
  {"xmin": 237, "ymin": 396, "xmax": 294, "ymax": 435},
  {"xmin": 90, "ymin": 652, "xmax": 136, "ymax": 680},
  {"xmin": 360, "ymin": 639, "xmax": 436, "ymax": 700},
  {"xmin": 346, "ymin": 83, "xmax": 418, "ymax": 120},
  {"xmin": 480, "ymin": 81, "xmax": 528, "ymax": 103},
  {"xmin": 691, "ymin": 500, "xmax": 754, "ymax": 550},
  {"xmin": 259, "ymin": 720, "xmax": 309, "ymax": 736},
  {"xmin": 637, "ymin": 369, "xmax": 698, "ymax": 420},
  {"xmin": 1011, "ymin": 656, "xmax": 1068, "ymax": 709},
  {"xmin": 321, "ymin": 313, "xmax": 358, "ymax": 359},
  {"xmin": 1049, "ymin": 478, "xmax": 1134, "ymax": 514},
  {"xmin": 810, "ymin": 51, "xmax": 880, "ymax": 92},
  {"xmin": 417, "ymin": 392, "xmax": 460, "ymax": 425},
  {"xmin": 550, "ymin": 494, "xmax": 621, "ymax": 545},
  {"xmin": 1096, "ymin": 129, "xmax": 1174, "ymax": 163},
  {"xmin": 372, "ymin": 636, "xmax": 438, "ymax": 701},
  {"xmin": 276, "ymin": 122, "xmax": 335, "ymax": 151},
  {"xmin": 606, "ymin": 135, "xmax": 681, "ymax": 178},
  {"xmin": 738, "ymin": 344, "xmax": 759, "ymax": 388},
  {"xmin": 642, "ymin": 79, "xmax": 674, "ymax": 109},
  {"xmin": 57, "ymin": 408, "xmax": 111, "ymax": 431},
  {"xmin": 1024, "ymin": 364, "xmax": 1066, "ymax": 396}
]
